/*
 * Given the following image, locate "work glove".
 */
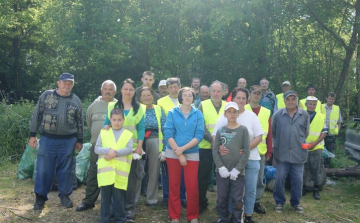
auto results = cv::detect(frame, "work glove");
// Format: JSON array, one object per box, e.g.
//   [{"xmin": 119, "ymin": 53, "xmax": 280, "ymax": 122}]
[
  {"xmin": 133, "ymin": 153, "xmax": 141, "ymax": 160},
  {"xmin": 229, "ymin": 168, "xmax": 240, "ymax": 181},
  {"xmin": 159, "ymin": 151, "xmax": 166, "ymax": 162},
  {"xmin": 218, "ymin": 166, "xmax": 230, "ymax": 178}
]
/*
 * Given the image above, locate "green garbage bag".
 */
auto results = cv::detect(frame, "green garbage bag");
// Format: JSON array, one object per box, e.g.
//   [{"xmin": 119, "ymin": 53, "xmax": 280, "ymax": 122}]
[
  {"xmin": 32, "ymin": 158, "xmax": 37, "ymax": 182},
  {"xmin": 17, "ymin": 141, "xmax": 39, "ymax": 179},
  {"xmin": 75, "ymin": 143, "xmax": 92, "ymax": 184}
]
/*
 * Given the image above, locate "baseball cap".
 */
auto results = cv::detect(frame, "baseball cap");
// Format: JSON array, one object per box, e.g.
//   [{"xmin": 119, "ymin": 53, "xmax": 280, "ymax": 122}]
[
  {"xmin": 282, "ymin": 81, "xmax": 291, "ymax": 86},
  {"xmin": 158, "ymin": 80, "xmax": 167, "ymax": 87},
  {"xmin": 283, "ymin": 90, "xmax": 298, "ymax": 99},
  {"xmin": 306, "ymin": 96, "xmax": 318, "ymax": 101},
  {"xmin": 59, "ymin": 73, "xmax": 74, "ymax": 82},
  {"xmin": 224, "ymin": 102, "xmax": 239, "ymax": 111}
]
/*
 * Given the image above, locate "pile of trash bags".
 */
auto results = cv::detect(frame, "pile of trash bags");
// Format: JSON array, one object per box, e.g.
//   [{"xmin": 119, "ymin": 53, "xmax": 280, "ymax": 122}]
[{"xmin": 17, "ymin": 139, "xmax": 92, "ymax": 189}]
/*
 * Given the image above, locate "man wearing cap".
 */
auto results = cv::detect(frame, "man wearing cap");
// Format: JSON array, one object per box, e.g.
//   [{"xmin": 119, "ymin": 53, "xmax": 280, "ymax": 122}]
[
  {"xmin": 259, "ymin": 78, "xmax": 276, "ymax": 116},
  {"xmin": 299, "ymin": 84, "xmax": 322, "ymax": 113},
  {"xmin": 274, "ymin": 81, "xmax": 291, "ymax": 114},
  {"xmin": 29, "ymin": 73, "xmax": 83, "ymax": 210},
  {"xmin": 194, "ymin": 85, "xmax": 210, "ymax": 108},
  {"xmin": 272, "ymin": 90, "xmax": 309, "ymax": 214},
  {"xmin": 321, "ymin": 92, "xmax": 342, "ymax": 167},
  {"xmin": 197, "ymin": 80, "xmax": 227, "ymax": 213},
  {"xmin": 135, "ymin": 71, "xmax": 160, "ymax": 103},
  {"xmin": 76, "ymin": 80, "xmax": 117, "ymax": 211},
  {"xmin": 158, "ymin": 80, "xmax": 168, "ymax": 98},
  {"xmin": 303, "ymin": 96, "xmax": 327, "ymax": 200},
  {"xmin": 245, "ymin": 85, "xmax": 272, "ymax": 214}
]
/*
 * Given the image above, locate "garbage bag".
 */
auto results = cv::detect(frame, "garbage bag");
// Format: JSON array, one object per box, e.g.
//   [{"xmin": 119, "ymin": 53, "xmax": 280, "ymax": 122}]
[
  {"xmin": 75, "ymin": 143, "xmax": 91, "ymax": 184},
  {"xmin": 17, "ymin": 141, "xmax": 39, "ymax": 179}
]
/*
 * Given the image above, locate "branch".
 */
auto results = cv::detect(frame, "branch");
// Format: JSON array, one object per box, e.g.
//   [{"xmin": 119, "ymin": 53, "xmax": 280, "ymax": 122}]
[
  {"xmin": 304, "ymin": 1, "xmax": 348, "ymax": 49},
  {"xmin": 0, "ymin": 57, "xmax": 15, "ymax": 73}
]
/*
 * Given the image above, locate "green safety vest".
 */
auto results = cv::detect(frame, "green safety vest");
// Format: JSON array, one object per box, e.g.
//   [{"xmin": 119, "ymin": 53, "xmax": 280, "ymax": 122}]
[
  {"xmin": 276, "ymin": 93, "xmax": 285, "ymax": 109},
  {"xmin": 198, "ymin": 99, "xmax": 226, "ymax": 149},
  {"xmin": 97, "ymin": 129, "xmax": 133, "ymax": 190},
  {"xmin": 306, "ymin": 113, "xmax": 325, "ymax": 151},
  {"xmin": 299, "ymin": 99, "xmax": 322, "ymax": 113},
  {"xmin": 157, "ymin": 95, "xmax": 178, "ymax": 117},
  {"xmin": 245, "ymin": 104, "xmax": 270, "ymax": 155},
  {"xmin": 322, "ymin": 104, "xmax": 340, "ymax": 135}
]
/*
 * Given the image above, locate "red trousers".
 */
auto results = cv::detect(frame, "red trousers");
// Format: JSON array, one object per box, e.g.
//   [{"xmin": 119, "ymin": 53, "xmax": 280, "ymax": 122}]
[{"xmin": 166, "ymin": 158, "xmax": 199, "ymax": 221}]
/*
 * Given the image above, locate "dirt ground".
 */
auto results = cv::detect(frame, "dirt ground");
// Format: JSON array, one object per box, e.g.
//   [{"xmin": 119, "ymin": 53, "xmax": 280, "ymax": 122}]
[{"xmin": 1, "ymin": 162, "xmax": 360, "ymax": 223}]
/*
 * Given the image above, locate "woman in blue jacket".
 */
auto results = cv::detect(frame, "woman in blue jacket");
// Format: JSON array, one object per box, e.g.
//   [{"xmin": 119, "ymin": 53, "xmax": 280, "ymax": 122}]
[{"xmin": 164, "ymin": 87, "xmax": 204, "ymax": 223}]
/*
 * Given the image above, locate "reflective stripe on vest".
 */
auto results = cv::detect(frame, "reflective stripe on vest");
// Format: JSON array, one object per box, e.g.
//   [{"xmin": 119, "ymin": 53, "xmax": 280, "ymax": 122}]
[
  {"xmin": 245, "ymin": 104, "xmax": 270, "ymax": 155},
  {"xmin": 306, "ymin": 113, "xmax": 325, "ymax": 151},
  {"xmin": 108, "ymin": 102, "xmax": 145, "ymax": 149},
  {"xmin": 199, "ymin": 99, "xmax": 226, "ymax": 149},
  {"xmin": 322, "ymin": 104, "xmax": 340, "ymax": 135},
  {"xmin": 157, "ymin": 96, "xmax": 178, "ymax": 117},
  {"xmin": 97, "ymin": 129, "xmax": 133, "ymax": 190},
  {"xmin": 276, "ymin": 93, "xmax": 285, "ymax": 109},
  {"xmin": 300, "ymin": 99, "xmax": 322, "ymax": 113}
]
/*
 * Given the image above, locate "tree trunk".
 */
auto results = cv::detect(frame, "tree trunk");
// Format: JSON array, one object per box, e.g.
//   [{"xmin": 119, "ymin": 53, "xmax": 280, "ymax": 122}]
[
  {"xmin": 326, "ymin": 168, "xmax": 360, "ymax": 177},
  {"xmin": 357, "ymin": 44, "xmax": 360, "ymax": 117}
]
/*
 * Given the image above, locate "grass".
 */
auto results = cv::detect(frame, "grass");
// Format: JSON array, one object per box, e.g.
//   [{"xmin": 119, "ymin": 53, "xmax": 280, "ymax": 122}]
[{"xmin": 1, "ymin": 162, "xmax": 359, "ymax": 223}]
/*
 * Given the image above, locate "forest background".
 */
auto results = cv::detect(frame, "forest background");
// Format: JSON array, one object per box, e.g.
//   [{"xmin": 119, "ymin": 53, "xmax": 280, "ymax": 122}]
[{"xmin": 1, "ymin": 0, "xmax": 360, "ymax": 159}]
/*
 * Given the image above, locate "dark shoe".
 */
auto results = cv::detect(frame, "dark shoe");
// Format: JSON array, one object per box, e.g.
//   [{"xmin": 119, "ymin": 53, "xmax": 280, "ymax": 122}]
[
  {"xmin": 146, "ymin": 203, "xmax": 157, "ymax": 208},
  {"xmin": 160, "ymin": 199, "xmax": 168, "ymax": 208},
  {"xmin": 60, "ymin": 195, "xmax": 73, "ymax": 208},
  {"xmin": 208, "ymin": 186, "xmax": 215, "ymax": 192},
  {"xmin": 33, "ymin": 195, "xmax": 46, "ymax": 210},
  {"xmin": 292, "ymin": 205, "xmax": 304, "ymax": 214},
  {"xmin": 313, "ymin": 189, "xmax": 320, "ymax": 200},
  {"xmin": 244, "ymin": 216, "xmax": 255, "ymax": 223},
  {"xmin": 274, "ymin": 204, "xmax": 283, "ymax": 213},
  {"xmin": 254, "ymin": 202, "xmax": 266, "ymax": 214},
  {"xmin": 302, "ymin": 186, "xmax": 307, "ymax": 196},
  {"xmin": 181, "ymin": 200, "xmax": 187, "ymax": 208},
  {"xmin": 76, "ymin": 202, "xmax": 95, "ymax": 211}
]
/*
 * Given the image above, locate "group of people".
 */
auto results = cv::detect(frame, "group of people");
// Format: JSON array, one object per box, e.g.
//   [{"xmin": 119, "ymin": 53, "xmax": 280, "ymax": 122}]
[{"xmin": 28, "ymin": 72, "xmax": 342, "ymax": 223}]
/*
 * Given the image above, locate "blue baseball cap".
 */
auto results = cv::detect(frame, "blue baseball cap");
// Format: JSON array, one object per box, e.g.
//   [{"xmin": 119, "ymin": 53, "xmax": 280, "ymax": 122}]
[{"xmin": 59, "ymin": 73, "xmax": 74, "ymax": 82}]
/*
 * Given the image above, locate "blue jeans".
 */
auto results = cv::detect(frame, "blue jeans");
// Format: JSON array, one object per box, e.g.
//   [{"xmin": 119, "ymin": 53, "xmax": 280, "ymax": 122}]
[
  {"xmin": 273, "ymin": 162, "xmax": 304, "ymax": 206},
  {"xmin": 34, "ymin": 136, "xmax": 77, "ymax": 199},
  {"xmin": 161, "ymin": 162, "xmax": 186, "ymax": 202},
  {"xmin": 244, "ymin": 160, "xmax": 260, "ymax": 214}
]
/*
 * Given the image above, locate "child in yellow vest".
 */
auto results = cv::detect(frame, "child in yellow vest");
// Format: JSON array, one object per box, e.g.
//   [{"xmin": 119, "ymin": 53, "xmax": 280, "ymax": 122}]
[{"xmin": 95, "ymin": 108, "xmax": 133, "ymax": 223}]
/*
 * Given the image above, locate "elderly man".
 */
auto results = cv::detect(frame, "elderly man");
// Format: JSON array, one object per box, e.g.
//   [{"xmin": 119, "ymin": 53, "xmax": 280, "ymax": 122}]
[
  {"xmin": 259, "ymin": 78, "xmax": 276, "ymax": 116},
  {"xmin": 238, "ymin": 78, "xmax": 247, "ymax": 88},
  {"xmin": 274, "ymin": 81, "xmax": 291, "ymax": 113},
  {"xmin": 272, "ymin": 90, "xmax": 309, "ymax": 214},
  {"xmin": 194, "ymin": 85, "xmax": 210, "ymax": 108},
  {"xmin": 29, "ymin": 73, "xmax": 83, "ymax": 210},
  {"xmin": 303, "ymin": 96, "xmax": 327, "ymax": 200},
  {"xmin": 135, "ymin": 71, "xmax": 160, "ymax": 103},
  {"xmin": 76, "ymin": 80, "xmax": 117, "ymax": 211},
  {"xmin": 198, "ymin": 80, "xmax": 227, "ymax": 213}
]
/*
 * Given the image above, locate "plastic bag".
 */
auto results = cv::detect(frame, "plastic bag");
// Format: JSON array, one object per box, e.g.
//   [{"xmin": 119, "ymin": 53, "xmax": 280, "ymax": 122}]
[
  {"xmin": 75, "ymin": 143, "xmax": 91, "ymax": 184},
  {"xmin": 322, "ymin": 146, "xmax": 335, "ymax": 158},
  {"xmin": 17, "ymin": 141, "xmax": 39, "ymax": 179}
]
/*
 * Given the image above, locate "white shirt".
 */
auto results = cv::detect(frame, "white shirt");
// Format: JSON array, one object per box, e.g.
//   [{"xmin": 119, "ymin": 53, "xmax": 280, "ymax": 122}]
[{"xmin": 213, "ymin": 109, "xmax": 263, "ymax": 160}]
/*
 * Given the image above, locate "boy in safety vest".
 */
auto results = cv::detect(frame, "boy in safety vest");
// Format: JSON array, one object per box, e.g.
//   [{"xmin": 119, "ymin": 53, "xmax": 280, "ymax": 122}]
[
  {"xmin": 95, "ymin": 108, "xmax": 134, "ymax": 223},
  {"xmin": 303, "ymin": 96, "xmax": 327, "ymax": 200}
]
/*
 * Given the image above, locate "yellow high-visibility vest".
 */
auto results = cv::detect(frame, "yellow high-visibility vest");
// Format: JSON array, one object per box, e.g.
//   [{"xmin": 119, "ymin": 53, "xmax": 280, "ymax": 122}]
[
  {"xmin": 245, "ymin": 104, "xmax": 270, "ymax": 155},
  {"xmin": 199, "ymin": 99, "xmax": 226, "ymax": 149},
  {"xmin": 299, "ymin": 99, "xmax": 322, "ymax": 113},
  {"xmin": 107, "ymin": 102, "xmax": 145, "ymax": 148},
  {"xmin": 306, "ymin": 113, "xmax": 325, "ymax": 151},
  {"xmin": 157, "ymin": 95, "xmax": 178, "ymax": 117},
  {"xmin": 276, "ymin": 93, "xmax": 285, "ymax": 109},
  {"xmin": 97, "ymin": 129, "xmax": 133, "ymax": 190},
  {"xmin": 141, "ymin": 104, "xmax": 164, "ymax": 152},
  {"xmin": 322, "ymin": 104, "xmax": 340, "ymax": 135}
]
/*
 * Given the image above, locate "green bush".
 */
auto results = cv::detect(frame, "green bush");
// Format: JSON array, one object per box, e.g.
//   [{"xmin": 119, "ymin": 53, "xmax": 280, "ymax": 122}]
[{"xmin": 0, "ymin": 100, "xmax": 35, "ymax": 162}]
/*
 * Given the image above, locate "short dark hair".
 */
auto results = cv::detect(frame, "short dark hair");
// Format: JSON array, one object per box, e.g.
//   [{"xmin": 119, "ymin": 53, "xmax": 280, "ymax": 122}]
[
  {"xmin": 327, "ymin": 92, "xmax": 336, "ymax": 98},
  {"xmin": 142, "ymin": 71, "xmax": 154, "ymax": 77},
  {"xmin": 166, "ymin": 77, "xmax": 181, "ymax": 87},
  {"xmin": 110, "ymin": 108, "xmax": 125, "ymax": 118},
  {"xmin": 307, "ymin": 84, "xmax": 316, "ymax": 90},
  {"xmin": 231, "ymin": 87, "xmax": 249, "ymax": 101},
  {"xmin": 139, "ymin": 86, "xmax": 153, "ymax": 96},
  {"xmin": 178, "ymin": 87, "xmax": 195, "ymax": 104}
]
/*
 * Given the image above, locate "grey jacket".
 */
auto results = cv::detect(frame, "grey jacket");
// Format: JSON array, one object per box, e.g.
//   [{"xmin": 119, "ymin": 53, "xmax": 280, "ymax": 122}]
[{"xmin": 272, "ymin": 107, "xmax": 310, "ymax": 163}]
